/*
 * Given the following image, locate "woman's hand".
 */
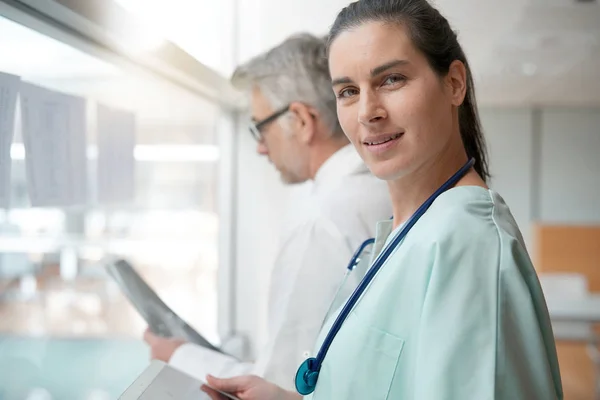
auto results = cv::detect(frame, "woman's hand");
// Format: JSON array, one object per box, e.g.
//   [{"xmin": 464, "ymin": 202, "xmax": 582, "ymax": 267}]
[{"xmin": 201, "ymin": 374, "xmax": 301, "ymax": 400}]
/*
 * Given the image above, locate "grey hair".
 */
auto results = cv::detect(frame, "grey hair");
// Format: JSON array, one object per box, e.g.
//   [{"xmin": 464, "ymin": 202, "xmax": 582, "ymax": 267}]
[{"xmin": 231, "ymin": 33, "xmax": 343, "ymax": 138}]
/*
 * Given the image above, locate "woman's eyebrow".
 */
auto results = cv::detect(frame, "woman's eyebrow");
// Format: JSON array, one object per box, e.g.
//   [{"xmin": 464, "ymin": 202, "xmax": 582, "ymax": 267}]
[
  {"xmin": 331, "ymin": 76, "xmax": 352, "ymax": 86},
  {"xmin": 331, "ymin": 59, "xmax": 410, "ymax": 86},
  {"xmin": 370, "ymin": 59, "xmax": 409, "ymax": 77}
]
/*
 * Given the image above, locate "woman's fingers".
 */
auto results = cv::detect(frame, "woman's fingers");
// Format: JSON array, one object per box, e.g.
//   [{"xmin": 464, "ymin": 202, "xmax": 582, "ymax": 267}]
[{"xmin": 205, "ymin": 374, "xmax": 249, "ymax": 393}]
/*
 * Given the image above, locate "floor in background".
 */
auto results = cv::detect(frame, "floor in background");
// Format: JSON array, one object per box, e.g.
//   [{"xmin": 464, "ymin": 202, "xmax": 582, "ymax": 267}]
[
  {"xmin": 0, "ymin": 335, "xmax": 149, "ymax": 400},
  {"xmin": 557, "ymin": 342, "xmax": 596, "ymax": 400}
]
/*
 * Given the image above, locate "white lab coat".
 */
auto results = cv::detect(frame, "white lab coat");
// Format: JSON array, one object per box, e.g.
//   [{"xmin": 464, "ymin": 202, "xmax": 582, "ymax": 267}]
[{"xmin": 169, "ymin": 145, "xmax": 392, "ymax": 390}]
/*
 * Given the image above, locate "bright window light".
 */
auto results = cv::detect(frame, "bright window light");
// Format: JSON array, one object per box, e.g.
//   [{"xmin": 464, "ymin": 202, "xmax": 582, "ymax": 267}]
[
  {"xmin": 10, "ymin": 143, "xmax": 219, "ymax": 162},
  {"xmin": 0, "ymin": 16, "xmax": 120, "ymax": 80},
  {"xmin": 112, "ymin": 0, "xmax": 228, "ymax": 72}
]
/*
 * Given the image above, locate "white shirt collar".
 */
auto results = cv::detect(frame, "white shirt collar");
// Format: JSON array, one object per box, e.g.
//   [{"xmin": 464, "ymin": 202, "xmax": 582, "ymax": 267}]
[{"xmin": 313, "ymin": 144, "xmax": 367, "ymax": 185}]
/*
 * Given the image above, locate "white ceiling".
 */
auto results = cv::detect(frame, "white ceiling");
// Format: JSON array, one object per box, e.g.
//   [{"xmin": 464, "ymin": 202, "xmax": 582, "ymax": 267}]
[
  {"xmin": 437, "ymin": 0, "xmax": 600, "ymax": 106},
  {"xmin": 244, "ymin": 0, "xmax": 600, "ymax": 107}
]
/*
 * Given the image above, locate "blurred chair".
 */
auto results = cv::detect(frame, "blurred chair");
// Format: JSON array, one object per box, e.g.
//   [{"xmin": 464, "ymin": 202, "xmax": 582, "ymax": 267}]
[{"xmin": 539, "ymin": 272, "xmax": 600, "ymax": 399}]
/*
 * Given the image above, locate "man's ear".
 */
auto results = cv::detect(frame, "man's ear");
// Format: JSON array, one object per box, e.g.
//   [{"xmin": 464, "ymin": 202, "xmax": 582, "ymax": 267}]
[
  {"xmin": 445, "ymin": 60, "xmax": 467, "ymax": 106},
  {"xmin": 289, "ymin": 102, "xmax": 317, "ymax": 144}
]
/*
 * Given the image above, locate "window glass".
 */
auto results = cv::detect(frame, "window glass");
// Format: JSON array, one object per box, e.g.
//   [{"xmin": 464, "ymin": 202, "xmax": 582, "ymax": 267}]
[{"xmin": 0, "ymin": 13, "xmax": 224, "ymax": 399}]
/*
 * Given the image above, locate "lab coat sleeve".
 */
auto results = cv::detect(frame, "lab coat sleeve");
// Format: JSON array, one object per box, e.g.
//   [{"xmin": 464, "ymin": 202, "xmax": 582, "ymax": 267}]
[
  {"xmin": 412, "ymin": 235, "xmax": 561, "ymax": 399},
  {"xmin": 169, "ymin": 343, "xmax": 254, "ymax": 381},
  {"xmin": 259, "ymin": 220, "xmax": 354, "ymax": 389}
]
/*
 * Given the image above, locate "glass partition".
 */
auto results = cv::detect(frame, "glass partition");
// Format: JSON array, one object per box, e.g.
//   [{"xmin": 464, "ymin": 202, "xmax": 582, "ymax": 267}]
[{"xmin": 0, "ymin": 10, "xmax": 226, "ymax": 399}]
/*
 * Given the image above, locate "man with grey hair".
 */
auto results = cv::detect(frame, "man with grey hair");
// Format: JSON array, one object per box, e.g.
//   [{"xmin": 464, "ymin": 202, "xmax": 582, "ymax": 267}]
[{"xmin": 143, "ymin": 33, "xmax": 391, "ymax": 390}]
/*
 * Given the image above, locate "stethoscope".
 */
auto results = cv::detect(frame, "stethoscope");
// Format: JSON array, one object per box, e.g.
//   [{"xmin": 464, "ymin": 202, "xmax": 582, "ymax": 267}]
[{"xmin": 295, "ymin": 157, "xmax": 475, "ymax": 395}]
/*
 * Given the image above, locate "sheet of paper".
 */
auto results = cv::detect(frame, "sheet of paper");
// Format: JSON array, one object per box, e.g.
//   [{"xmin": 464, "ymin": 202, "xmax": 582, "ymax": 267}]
[
  {"xmin": 19, "ymin": 82, "xmax": 88, "ymax": 207},
  {"xmin": 0, "ymin": 72, "xmax": 20, "ymax": 208},
  {"xmin": 96, "ymin": 104, "xmax": 136, "ymax": 205}
]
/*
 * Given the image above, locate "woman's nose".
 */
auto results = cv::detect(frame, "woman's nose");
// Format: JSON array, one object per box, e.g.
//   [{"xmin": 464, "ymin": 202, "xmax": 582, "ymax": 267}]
[{"xmin": 358, "ymin": 91, "xmax": 387, "ymax": 125}]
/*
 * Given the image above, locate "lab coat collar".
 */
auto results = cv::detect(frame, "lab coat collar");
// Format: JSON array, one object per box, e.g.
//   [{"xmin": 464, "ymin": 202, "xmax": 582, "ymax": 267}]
[{"xmin": 313, "ymin": 144, "xmax": 366, "ymax": 185}]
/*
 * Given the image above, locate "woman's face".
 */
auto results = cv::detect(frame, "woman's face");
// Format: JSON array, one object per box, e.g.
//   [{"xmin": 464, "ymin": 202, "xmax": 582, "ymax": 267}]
[{"xmin": 329, "ymin": 21, "xmax": 464, "ymax": 180}]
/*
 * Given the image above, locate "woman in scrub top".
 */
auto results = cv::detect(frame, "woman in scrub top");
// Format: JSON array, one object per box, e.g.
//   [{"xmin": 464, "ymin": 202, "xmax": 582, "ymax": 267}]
[{"xmin": 203, "ymin": 0, "xmax": 563, "ymax": 398}]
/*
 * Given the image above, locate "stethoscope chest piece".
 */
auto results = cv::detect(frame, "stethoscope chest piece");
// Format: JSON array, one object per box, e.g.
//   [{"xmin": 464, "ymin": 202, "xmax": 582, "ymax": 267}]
[{"xmin": 295, "ymin": 357, "xmax": 319, "ymax": 395}]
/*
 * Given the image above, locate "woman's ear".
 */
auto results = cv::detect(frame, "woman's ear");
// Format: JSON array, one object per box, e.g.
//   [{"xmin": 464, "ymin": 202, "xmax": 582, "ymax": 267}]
[
  {"xmin": 289, "ymin": 102, "xmax": 317, "ymax": 144},
  {"xmin": 445, "ymin": 60, "xmax": 467, "ymax": 106}
]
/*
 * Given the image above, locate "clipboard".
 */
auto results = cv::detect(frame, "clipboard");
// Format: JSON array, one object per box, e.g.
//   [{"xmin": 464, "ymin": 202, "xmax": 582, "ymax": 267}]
[
  {"xmin": 104, "ymin": 258, "xmax": 223, "ymax": 354},
  {"xmin": 119, "ymin": 360, "xmax": 241, "ymax": 400}
]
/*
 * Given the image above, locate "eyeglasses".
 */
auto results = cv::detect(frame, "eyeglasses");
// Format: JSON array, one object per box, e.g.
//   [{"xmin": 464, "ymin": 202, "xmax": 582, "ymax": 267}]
[{"xmin": 248, "ymin": 105, "xmax": 290, "ymax": 142}]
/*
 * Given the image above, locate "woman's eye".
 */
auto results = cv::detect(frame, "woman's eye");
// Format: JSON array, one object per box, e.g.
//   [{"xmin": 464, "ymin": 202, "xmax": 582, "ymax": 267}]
[
  {"xmin": 338, "ymin": 88, "xmax": 359, "ymax": 98},
  {"xmin": 382, "ymin": 75, "xmax": 405, "ymax": 86}
]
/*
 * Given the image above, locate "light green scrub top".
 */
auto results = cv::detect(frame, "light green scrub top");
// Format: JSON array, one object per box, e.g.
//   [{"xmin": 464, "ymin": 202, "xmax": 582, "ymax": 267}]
[{"xmin": 305, "ymin": 186, "xmax": 563, "ymax": 400}]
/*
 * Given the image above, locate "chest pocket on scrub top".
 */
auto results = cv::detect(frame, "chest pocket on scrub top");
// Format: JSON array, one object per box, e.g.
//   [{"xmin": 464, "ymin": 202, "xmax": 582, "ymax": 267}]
[{"xmin": 313, "ymin": 316, "xmax": 404, "ymax": 400}]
